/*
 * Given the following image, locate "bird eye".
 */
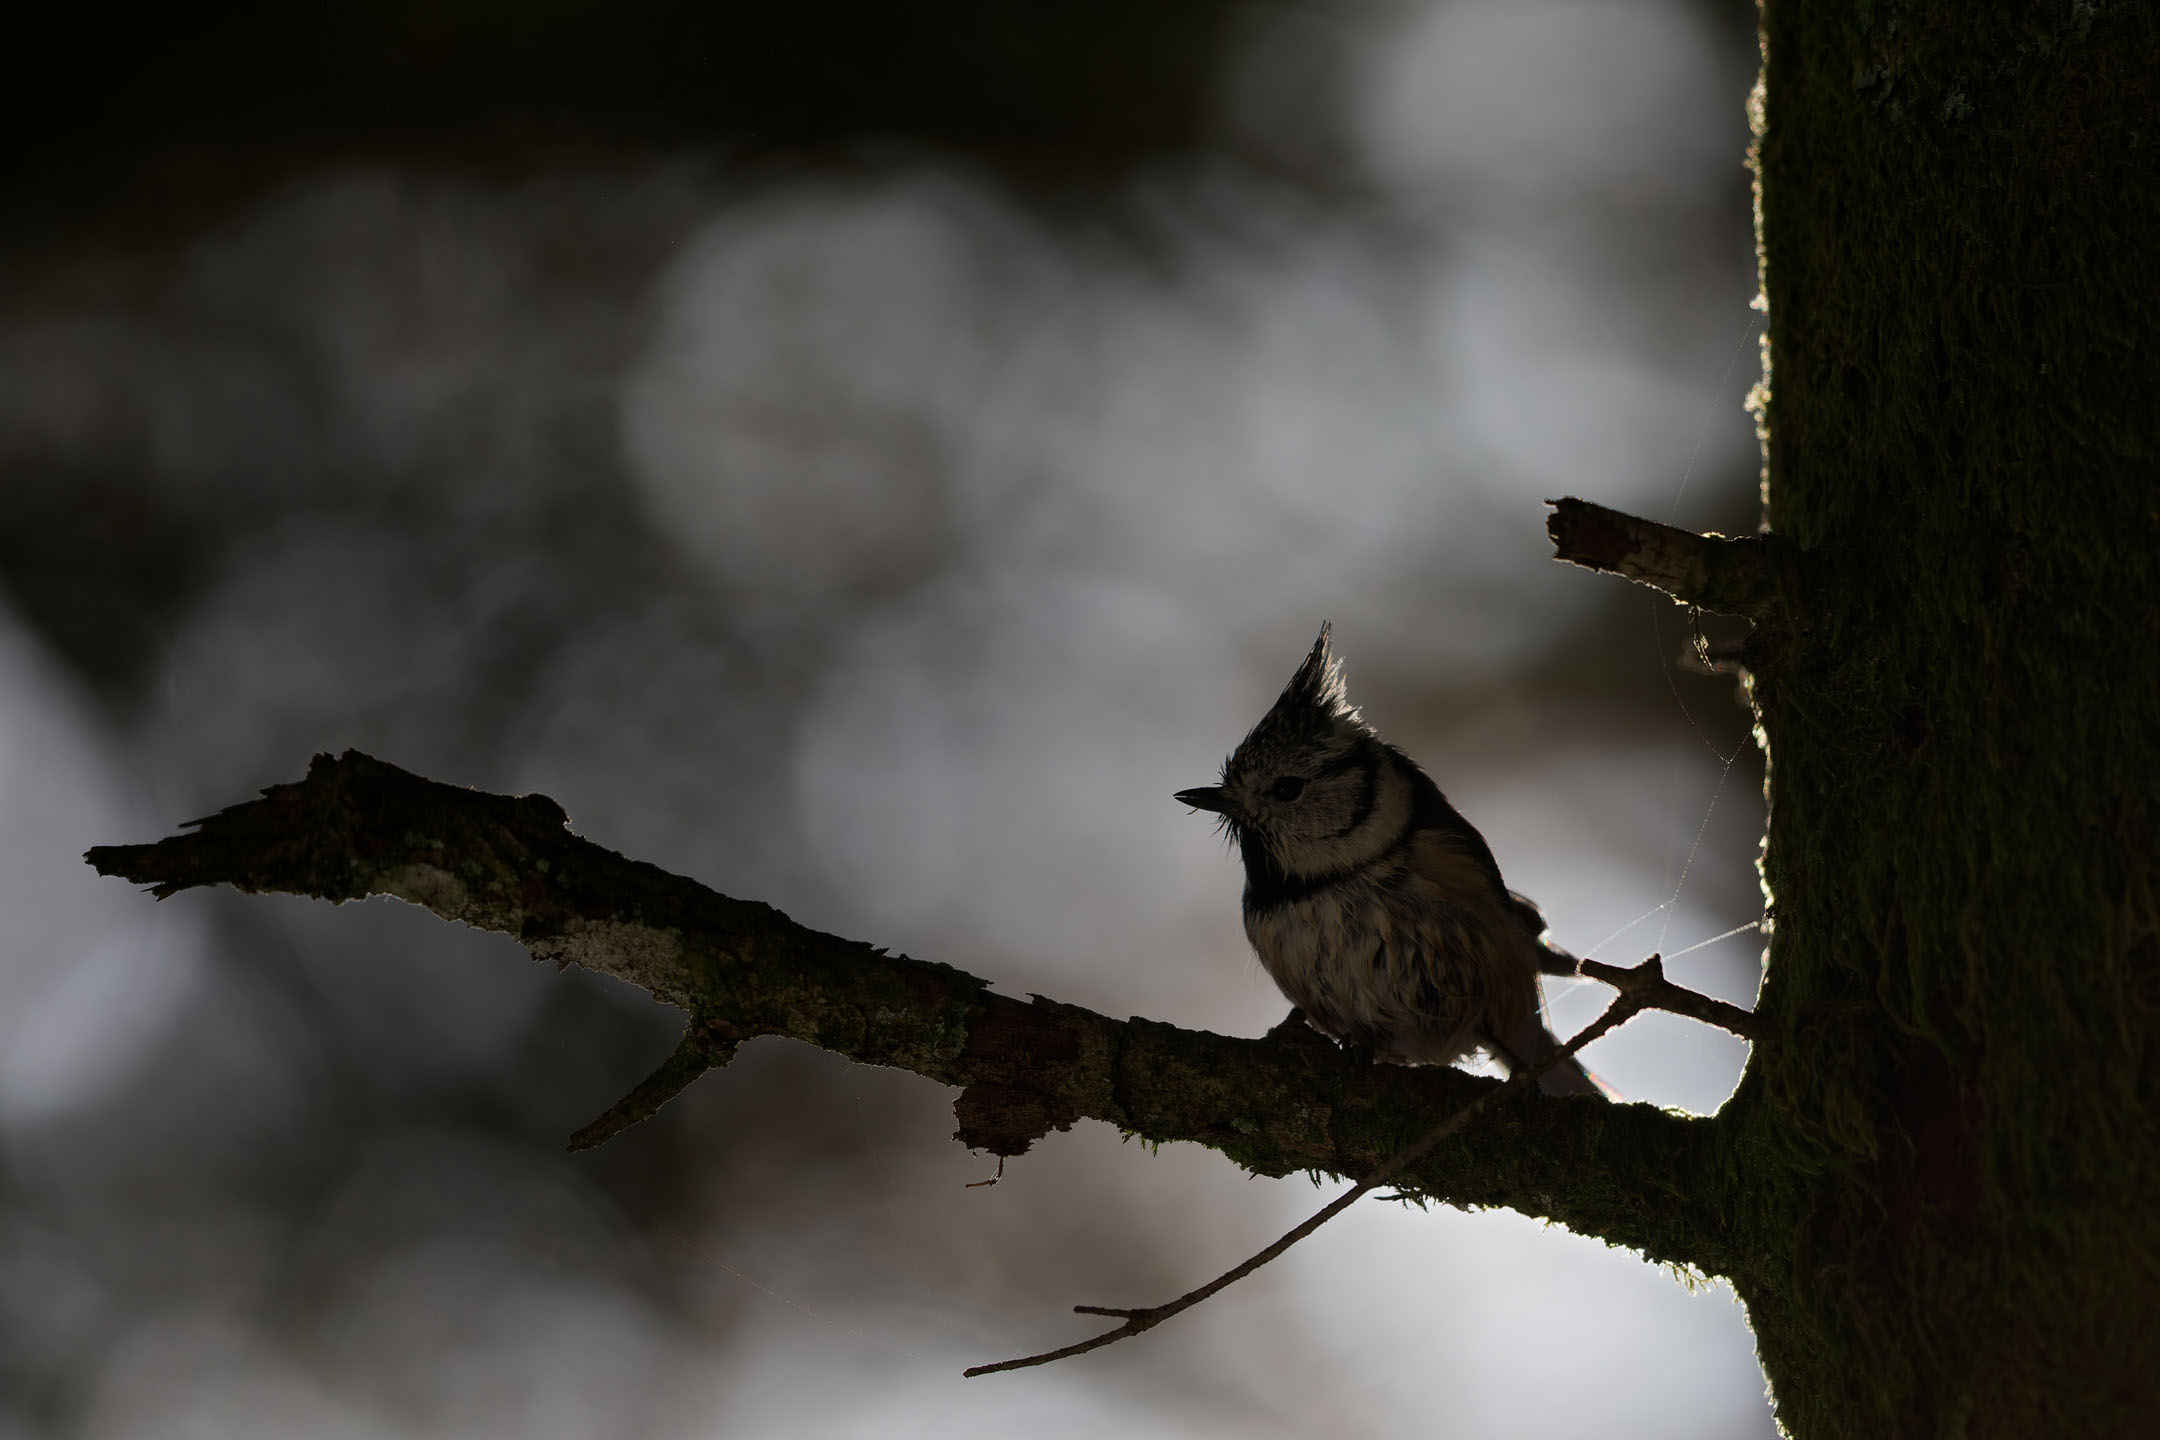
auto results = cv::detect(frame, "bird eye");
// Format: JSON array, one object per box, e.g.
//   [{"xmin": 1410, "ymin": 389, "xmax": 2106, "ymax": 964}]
[{"xmin": 1267, "ymin": 776, "xmax": 1307, "ymax": 802}]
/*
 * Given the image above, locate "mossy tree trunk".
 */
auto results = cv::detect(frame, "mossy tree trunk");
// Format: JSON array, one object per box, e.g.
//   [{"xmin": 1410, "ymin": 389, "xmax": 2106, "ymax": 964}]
[
  {"xmin": 1732, "ymin": 2, "xmax": 2159, "ymax": 1435},
  {"xmin": 84, "ymin": 4, "xmax": 2159, "ymax": 1436}
]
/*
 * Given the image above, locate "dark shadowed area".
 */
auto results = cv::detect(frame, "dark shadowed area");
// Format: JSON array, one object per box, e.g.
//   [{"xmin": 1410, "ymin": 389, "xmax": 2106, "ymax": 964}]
[{"xmin": 0, "ymin": 3, "xmax": 1777, "ymax": 1435}]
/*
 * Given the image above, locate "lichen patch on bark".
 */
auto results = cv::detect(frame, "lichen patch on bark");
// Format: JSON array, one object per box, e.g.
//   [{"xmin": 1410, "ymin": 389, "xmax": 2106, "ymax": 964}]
[{"xmin": 528, "ymin": 916, "xmax": 687, "ymax": 993}]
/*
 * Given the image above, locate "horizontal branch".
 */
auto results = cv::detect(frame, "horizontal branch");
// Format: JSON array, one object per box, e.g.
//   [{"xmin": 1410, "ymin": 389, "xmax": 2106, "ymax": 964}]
[
  {"xmin": 87, "ymin": 750, "xmax": 1738, "ymax": 1275},
  {"xmin": 1547, "ymin": 497, "xmax": 1790, "ymax": 618}
]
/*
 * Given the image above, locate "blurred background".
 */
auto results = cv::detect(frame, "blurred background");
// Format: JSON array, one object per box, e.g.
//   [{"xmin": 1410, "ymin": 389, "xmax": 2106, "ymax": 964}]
[{"xmin": 0, "ymin": 1, "xmax": 1775, "ymax": 1435}]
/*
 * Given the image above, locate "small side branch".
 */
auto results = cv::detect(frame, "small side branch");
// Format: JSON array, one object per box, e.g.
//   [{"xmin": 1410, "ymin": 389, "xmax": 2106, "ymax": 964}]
[
  {"xmin": 567, "ymin": 1021, "xmax": 742, "ymax": 1152},
  {"xmin": 1580, "ymin": 955, "xmax": 1764, "ymax": 1041},
  {"xmin": 966, "ymin": 958, "xmax": 1669, "ymax": 1378},
  {"xmin": 1547, "ymin": 497, "xmax": 1789, "ymax": 619}
]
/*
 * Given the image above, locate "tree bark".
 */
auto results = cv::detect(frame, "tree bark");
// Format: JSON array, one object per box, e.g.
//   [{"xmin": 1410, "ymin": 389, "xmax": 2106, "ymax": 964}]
[
  {"xmin": 81, "ymin": 4, "xmax": 2160, "ymax": 1435},
  {"xmin": 1732, "ymin": 2, "xmax": 2160, "ymax": 1436}
]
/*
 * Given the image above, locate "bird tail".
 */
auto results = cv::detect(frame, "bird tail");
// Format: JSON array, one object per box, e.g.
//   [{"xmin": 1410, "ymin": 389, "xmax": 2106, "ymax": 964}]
[
  {"xmin": 1534, "ymin": 937, "xmax": 1582, "ymax": 978},
  {"xmin": 1494, "ymin": 1013, "xmax": 1611, "ymax": 1099},
  {"xmin": 1506, "ymin": 891, "xmax": 1583, "ymax": 978}
]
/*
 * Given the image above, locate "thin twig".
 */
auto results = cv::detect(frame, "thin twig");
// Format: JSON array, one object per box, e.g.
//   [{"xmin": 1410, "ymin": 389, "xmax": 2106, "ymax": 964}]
[
  {"xmin": 1579, "ymin": 954, "xmax": 1762, "ymax": 1040},
  {"xmin": 963, "ymin": 955, "xmax": 1670, "ymax": 1378}
]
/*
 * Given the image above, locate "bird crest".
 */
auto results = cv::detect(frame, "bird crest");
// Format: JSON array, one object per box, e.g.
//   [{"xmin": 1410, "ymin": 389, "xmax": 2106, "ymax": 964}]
[{"xmin": 1228, "ymin": 623, "xmax": 1369, "ymax": 776}]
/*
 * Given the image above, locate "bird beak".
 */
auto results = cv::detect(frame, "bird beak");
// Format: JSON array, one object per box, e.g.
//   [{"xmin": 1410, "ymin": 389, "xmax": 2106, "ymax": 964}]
[{"xmin": 1173, "ymin": 786, "xmax": 1233, "ymax": 815}]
